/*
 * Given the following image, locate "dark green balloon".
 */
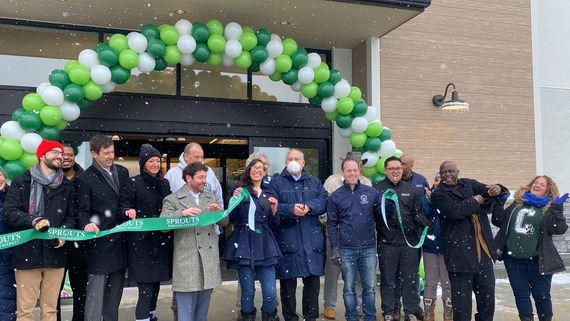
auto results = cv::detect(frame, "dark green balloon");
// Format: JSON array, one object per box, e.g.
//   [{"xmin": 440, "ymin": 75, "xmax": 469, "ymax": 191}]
[
  {"xmin": 379, "ymin": 128, "xmax": 392, "ymax": 141},
  {"xmin": 251, "ymin": 46, "xmax": 268, "ymax": 64},
  {"xmin": 110, "ymin": 65, "xmax": 130, "ymax": 84},
  {"xmin": 193, "ymin": 43, "xmax": 211, "ymax": 62},
  {"xmin": 2, "ymin": 160, "xmax": 26, "ymax": 179},
  {"xmin": 141, "ymin": 24, "xmax": 160, "ymax": 40},
  {"xmin": 291, "ymin": 48, "xmax": 308, "ymax": 69},
  {"xmin": 372, "ymin": 173, "xmax": 386, "ymax": 185},
  {"xmin": 317, "ymin": 82, "xmax": 334, "ymax": 98},
  {"xmin": 49, "ymin": 69, "xmax": 70, "ymax": 89},
  {"xmin": 351, "ymin": 146, "xmax": 366, "ymax": 154},
  {"xmin": 77, "ymin": 99, "xmax": 91, "ymax": 110},
  {"xmin": 0, "ymin": 157, "xmax": 6, "ymax": 168},
  {"xmin": 281, "ymin": 68, "xmax": 298, "ymax": 85},
  {"xmin": 147, "ymin": 38, "xmax": 166, "ymax": 59},
  {"xmin": 336, "ymin": 114, "xmax": 353, "ymax": 129},
  {"xmin": 94, "ymin": 42, "xmax": 109, "ymax": 53},
  {"xmin": 18, "ymin": 111, "xmax": 42, "ymax": 131},
  {"xmin": 97, "ymin": 46, "xmax": 119, "ymax": 67},
  {"xmin": 63, "ymin": 84, "xmax": 85, "ymax": 102},
  {"xmin": 191, "ymin": 23, "xmax": 210, "ymax": 43},
  {"xmin": 364, "ymin": 137, "xmax": 382, "ymax": 152},
  {"xmin": 329, "ymin": 69, "xmax": 342, "ymax": 85},
  {"xmin": 256, "ymin": 28, "xmax": 271, "ymax": 46},
  {"xmin": 154, "ymin": 58, "xmax": 168, "ymax": 71},
  {"xmin": 37, "ymin": 125, "xmax": 60, "ymax": 140},
  {"xmin": 248, "ymin": 62, "xmax": 260, "ymax": 73},
  {"xmin": 11, "ymin": 108, "xmax": 26, "ymax": 122},
  {"xmin": 308, "ymin": 95, "xmax": 323, "ymax": 106},
  {"xmin": 351, "ymin": 99, "xmax": 368, "ymax": 117}
]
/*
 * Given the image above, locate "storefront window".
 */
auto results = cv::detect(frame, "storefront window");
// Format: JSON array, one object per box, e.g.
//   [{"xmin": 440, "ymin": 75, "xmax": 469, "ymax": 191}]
[{"xmin": 180, "ymin": 65, "xmax": 247, "ymax": 99}]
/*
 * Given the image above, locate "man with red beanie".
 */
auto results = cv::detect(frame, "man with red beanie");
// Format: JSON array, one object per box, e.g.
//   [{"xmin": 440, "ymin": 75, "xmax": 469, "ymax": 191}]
[{"xmin": 3, "ymin": 139, "xmax": 76, "ymax": 321}]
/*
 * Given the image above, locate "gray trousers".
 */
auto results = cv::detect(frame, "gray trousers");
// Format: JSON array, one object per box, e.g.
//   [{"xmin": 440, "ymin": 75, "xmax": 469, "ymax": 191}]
[
  {"xmin": 84, "ymin": 269, "xmax": 125, "ymax": 321},
  {"xmin": 422, "ymin": 252, "xmax": 451, "ymax": 300},
  {"xmin": 176, "ymin": 289, "xmax": 213, "ymax": 321},
  {"xmin": 324, "ymin": 232, "xmax": 362, "ymax": 309}
]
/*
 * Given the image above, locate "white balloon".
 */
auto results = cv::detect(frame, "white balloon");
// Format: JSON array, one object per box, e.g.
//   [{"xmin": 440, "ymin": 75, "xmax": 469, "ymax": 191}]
[
  {"xmin": 221, "ymin": 54, "xmax": 234, "ymax": 67},
  {"xmin": 1, "ymin": 121, "xmax": 27, "ymax": 141},
  {"xmin": 338, "ymin": 127, "xmax": 353, "ymax": 138},
  {"xmin": 59, "ymin": 101, "xmax": 81, "ymax": 121},
  {"xmin": 36, "ymin": 82, "xmax": 51, "ymax": 95},
  {"xmin": 127, "ymin": 32, "xmax": 148, "ymax": 53},
  {"xmin": 224, "ymin": 39, "xmax": 242, "ymax": 59},
  {"xmin": 224, "ymin": 22, "xmax": 243, "ymax": 40},
  {"xmin": 175, "ymin": 19, "xmax": 193, "ymax": 35},
  {"xmin": 137, "ymin": 52, "xmax": 156, "ymax": 73},
  {"xmin": 270, "ymin": 34, "xmax": 281, "ymax": 42},
  {"xmin": 20, "ymin": 133, "xmax": 43, "ymax": 153},
  {"xmin": 266, "ymin": 40, "xmax": 283, "ymax": 58},
  {"xmin": 362, "ymin": 151, "xmax": 379, "ymax": 168},
  {"xmin": 320, "ymin": 96, "xmax": 338, "ymax": 113},
  {"xmin": 290, "ymin": 81, "xmax": 302, "ymax": 92},
  {"xmin": 297, "ymin": 66, "xmax": 315, "ymax": 84},
  {"xmin": 307, "ymin": 53, "xmax": 322, "ymax": 69},
  {"xmin": 259, "ymin": 58, "xmax": 276, "ymax": 76},
  {"xmin": 41, "ymin": 85, "xmax": 64, "ymax": 106},
  {"xmin": 180, "ymin": 53, "xmax": 196, "ymax": 67},
  {"xmin": 78, "ymin": 49, "xmax": 99, "ymax": 69},
  {"xmin": 126, "ymin": 32, "xmax": 137, "ymax": 39},
  {"xmin": 351, "ymin": 117, "xmax": 369, "ymax": 133},
  {"xmin": 102, "ymin": 81, "xmax": 116, "ymax": 93},
  {"xmin": 334, "ymin": 79, "xmax": 351, "ymax": 99},
  {"xmin": 364, "ymin": 106, "xmax": 378, "ymax": 122},
  {"xmin": 378, "ymin": 140, "xmax": 397, "ymax": 158},
  {"xmin": 177, "ymin": 35, "xmax": 197, "ymax": 54},
  {"xmin": 90, "ymin": 65, "xmax": 112, "ymax": 85}
]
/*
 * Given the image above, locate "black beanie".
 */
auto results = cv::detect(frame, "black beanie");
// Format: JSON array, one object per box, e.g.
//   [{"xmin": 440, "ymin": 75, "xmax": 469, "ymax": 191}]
[{"xmin": 139, "ymin": 144, "xmax": 161, "ymax": 170}]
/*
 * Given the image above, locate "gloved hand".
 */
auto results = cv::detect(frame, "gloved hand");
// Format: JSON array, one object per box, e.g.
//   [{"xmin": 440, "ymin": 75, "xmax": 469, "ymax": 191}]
[
  {"xmin": 53, "ymin": 239, "xmax": 65, "ymax": 249},
  {"xmin": 32, "ymin": 217, "xmax": 50, "ymax": 232},
  {"xmin": 553, "ymin": 193, "xmax": 569, "ymax": 205},
  {"xmin": 330, "ymin": 247, "xmax": 341, "ymax": 267},
  {"xmin": 415, "ymin": 214, "xmax": 432, "ymax": 228}
]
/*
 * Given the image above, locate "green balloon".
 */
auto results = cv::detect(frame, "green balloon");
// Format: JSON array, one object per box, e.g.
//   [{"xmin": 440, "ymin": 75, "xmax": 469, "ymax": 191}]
[
  {"xmin": 77, "ymin": 99, "xmax": 91, "ymax": 110},
  {"xmin": 83, "ymin": 81, "xmax": 103, "ymax": 101},
  {"xmin": 68, "ymin": 65, "xmax": 91, "ymax": 86},
  {"xmin": 336, "ymin": 97, "xmax": 354, "ymax": 115},
  {"xmin": 109, "ymin": 33, "xmax": 129, "ymax": 53},
  {"xmin": 351, "ymin": 147, "xmax": 366, "ymax": 154},
  {"xmin": 364, "ymin": 137, "xmax": 382, "ymax": 152},
  {"xmin": 281, "ymin": 38, "xmax": 297, "ymax": 56},
  {"xmin": 94, "ymin": 42, "xmax": 110, "ymax": 53},
  {"xmin": 394, "ymin": 149, "xmax": 403, "ymax": 158},
  {"xmin": 192, "ymin": 23, "xmax": 210, "ymax": 43},
  {"xmin": 160, "ymin": 26, "xmax": 179, "ymax": 46},
  {"xmin": 22, "ymin": 93, "xmax": 46, "ymax": 112},
  {"xmin": 372, "ymin": 173, "xmax": 386, "ymax": 184},
  {"xmin": 251, "ymin": 46, "xmax": 268, "ymax": 63},
  {"xmin": 154, "ymin": 58, "xmax": 167, "ymax": 71},
  {"xmin": 291, "ymin": 48, "xmax": 308, "ymax": 69},
  {"xmin": 141, "ymin": 24, "xmax": 160, "ymax": 39},
  {"xmin": 97, "ymin": 46, "xmax": 119, "ymax": 68},
  {"xmin": 64, "ymin": 60, "xmax": 80, "ymax": 73},
  {"xmin": 63, "ymin": 84, "xmax": 85, "ymax": 103},
  {"xmin": 308, "ymin": 95, "xmax": 323, "ymax": 106},
  {"xmin": 235, "ymin": 51, "xmax": 253, "ymax": 69},
  {"xmin": 317, "ymin": 82, "xmax": 334, "ymax": 98},
  {"xmin": 350, "ymin": 132, "xmax": 367, "ymax": 148},
  {"xmin": 11, "ymin": 108, "xmax": 26, "ymax": 122},
  {"xmin": 268, "ymin": 71, "xmax": 281, "ymax": 82},
  {"xmin": 348, "ymin": 86, "xmax": 362, "ymax": 102},
  {"xmin": 324, "ymin": 111, "xmax": 338, "ymax": 121},
  {"xmin": 49, "ymin": 69, "xmax": 70, "ymax": 89},
  {"xmin": 362, "ymin": 166, "xmax": 378, "ymax": 178},
  {"xmin": 239, "ymin": 32, "xmax": 258, "ymax": 52},
  {"xmin": 118, "ymin": 49, "xmax": 139, "ymax": 70},
  {"xmin": 376, "ymin": 157, "xmax": 388, "ymax": 174},
  {"xmin": 336, "ymin": 113, "xmax": 353, "ymax": 129},
  {"xmin": 313, "ymin": 62, "xmax": 331, "ymax": 84},
  {"xmin": 18, "ymin": 111, "xmax": 42, "ymax": 131},
  {"xmin": 55, "ymin": 119, "xmax": 68, "ymax": 131},
  {"xmin": 110, "ymin": 64, "xmax": 130, "ymax": 84},
  {"xmin": 242, "ymin": 26, "xmax": 254, "ymax": 34},
  {"xmin": 19, "ymin": 152, "xmax": 38, "ymax": 169},
  {"xmin": 206, "ymin": 19, "xmax": 224, "ymax": 36},
  {"xmin": 248, "ymin": 62, "xmax": 260, "ymax": 73},
  {"xmin": 301, "ymin": 82, "xmax": 318, "ymax": 99},
  {"xmin": 2, "ymin": 160, "xmax": 26, "ymax": 179},
  {"xmin": 256, "ymin": 28, "xmax": 271, "ymax": 46},
  {"xmin": 193, "ymin": 43, "xmax": 211, "ymax": 62},
  {"xmin": 379, "ymin": 128, "xmax": 392, "ymax": 141},
  {"xmin": 364, "ymin": 121, "xmax": 383, "ymax": 137},
  {"xmin": 164, "ymin": 45, "xmax": 182, "ymax": 65},
  {"xmin": 37, "ymin": 125, "xmax": 60, "ymax": 140},
  {"xmin": 275, "ymin": 54, "xmax": 292, "ymax": 73},
  {"xmin": 207, "ymin": 52, "xmax": 223, "ymax": 66},
  {"xmin": 351, "ymin": 99, "xmax": 368, "ymax": 117},
  {"xmin": 328, "ymin": 69, "xmax": 342, "ymax": 85},
  {"xmin": 147, "ymin": 38, "xmax": 166, "ymax": 59},
  {"xmin": 0, "ymin": 140, "xmax": 23, "ymax": 161},
  {"xmin": 0, "ymin": 156, "xmax": 5, "ymax": 168},
  {"xmin": 281, "ymin": 68, "xmax": 298, "ymax": 85},
  {"xmin": 207, "ymin": 34, "xmax": 226, "ymax": 54},
  {"xmin": 39, "ymin": 105, "xmax": 62, "ymax": 126}
]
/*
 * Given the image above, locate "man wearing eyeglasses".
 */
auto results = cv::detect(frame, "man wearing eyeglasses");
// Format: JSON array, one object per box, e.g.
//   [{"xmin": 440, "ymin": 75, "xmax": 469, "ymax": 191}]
[
  {"xmin": 373, "ymin": 156, "xmax": 431, "ymax": 321},
  {"xmin": 4, "ymin": 139, "xmax": 76, "ymax": 321}
]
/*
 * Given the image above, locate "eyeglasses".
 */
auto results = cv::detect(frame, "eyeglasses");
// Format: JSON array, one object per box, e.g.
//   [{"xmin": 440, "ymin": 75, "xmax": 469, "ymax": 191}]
[
  {"xmin": 385, "ymin": 167, "xmax": 403, "ymax": 172},
  {"xmin": 49, "ymin": 150, "xmax": 64, "ymax": 156},
  {"xmin": 251, "ymin": 166, "xmax": 266, "ymax": 172}
]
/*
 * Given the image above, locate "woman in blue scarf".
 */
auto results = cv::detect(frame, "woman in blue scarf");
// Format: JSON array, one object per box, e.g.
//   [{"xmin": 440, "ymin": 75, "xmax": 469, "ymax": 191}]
[{"xmin": 492, "ymin": 176, "xmax": 568, "ymax": 321}]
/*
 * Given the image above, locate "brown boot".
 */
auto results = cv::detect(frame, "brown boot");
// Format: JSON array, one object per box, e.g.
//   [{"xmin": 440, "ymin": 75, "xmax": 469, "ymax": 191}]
[
  {"xmin": 443, "ymin": 298, "xmax": 453, "ymax": 321},
  {"xmin": 423, "ymin": 298, "xmax": 435, "ymax": 321}
]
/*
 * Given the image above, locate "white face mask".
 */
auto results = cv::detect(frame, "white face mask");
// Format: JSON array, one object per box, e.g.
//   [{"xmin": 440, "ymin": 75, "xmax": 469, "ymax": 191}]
[{"xmin": 287, "ymin": 160, "xmax": 302, "ymax": 175}]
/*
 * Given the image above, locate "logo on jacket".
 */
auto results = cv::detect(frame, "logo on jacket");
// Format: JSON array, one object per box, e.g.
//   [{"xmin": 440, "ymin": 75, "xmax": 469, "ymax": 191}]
[{"xmin": 360, "ymin": 195, "xmax": 369, "ymax": 204}]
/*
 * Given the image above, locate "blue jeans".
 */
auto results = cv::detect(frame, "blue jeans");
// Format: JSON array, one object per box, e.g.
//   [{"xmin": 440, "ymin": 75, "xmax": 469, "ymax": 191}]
[
  {"xmin": 504, "ymin": 255, "xmax": 553, "ymax": 318},
  {"xmin": 237, "ymin": 265, "xmax": 277, "ymax": 314},
  {"xmin": 340, "ymin": 247, "xmax": 377, "ymax": 321}
]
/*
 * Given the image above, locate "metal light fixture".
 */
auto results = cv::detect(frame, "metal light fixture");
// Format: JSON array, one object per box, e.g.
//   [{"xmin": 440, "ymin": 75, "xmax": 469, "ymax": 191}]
[{"xmin": 432, "ymin": 83, "xmax": 470, "ymax": 114}]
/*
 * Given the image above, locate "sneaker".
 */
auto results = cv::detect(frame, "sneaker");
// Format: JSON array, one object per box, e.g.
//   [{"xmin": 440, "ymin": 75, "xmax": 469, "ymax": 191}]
[
  {"xmin": 383, "ymin": 315, "xmax": 394, "ymax": 321},
  {"xmin": 404, "ymin": 314, "xmax": 418, "ymax": 321},
  {"xmin": 324, "ymin": 308, "xmax": 336, "ymax": 320}
]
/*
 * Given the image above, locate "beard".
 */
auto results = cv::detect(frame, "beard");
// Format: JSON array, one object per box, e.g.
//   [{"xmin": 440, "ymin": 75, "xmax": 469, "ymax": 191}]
[{"xmin": 44, "ymin": 158, "xmax": 62, "ymax": 170}]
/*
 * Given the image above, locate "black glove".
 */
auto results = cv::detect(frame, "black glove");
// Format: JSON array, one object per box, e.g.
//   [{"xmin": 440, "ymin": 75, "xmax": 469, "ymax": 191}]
[
  {"xmin": 330, "ymin": 247, "xmax": 341, "ymax": 267},
  {"xmin": 416, "ymin": 215, "xmax": 431, "ymax": 228},
  {"xmin": 32, "ymin": 217, "xmax": 50, "ymax": 232},
  {"xmin": 259, "ymin": 197, "xmax": 271, "ymax": 211}
]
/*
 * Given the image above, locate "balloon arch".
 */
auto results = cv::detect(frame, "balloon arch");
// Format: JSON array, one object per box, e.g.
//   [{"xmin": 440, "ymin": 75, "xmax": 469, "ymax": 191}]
[{"xmin": 0, "ymin": 19, "xmax": 400, "ymax": 181}]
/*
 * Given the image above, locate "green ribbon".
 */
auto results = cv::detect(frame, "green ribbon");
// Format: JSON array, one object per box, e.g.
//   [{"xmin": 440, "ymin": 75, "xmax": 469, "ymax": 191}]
[
  {"xmin": 0, "ymin": 188, "xmax": 252, "ymax": 251},
  {"xmin": 381, "ymin": 189, "xmax": 429, "ymax": 249}
]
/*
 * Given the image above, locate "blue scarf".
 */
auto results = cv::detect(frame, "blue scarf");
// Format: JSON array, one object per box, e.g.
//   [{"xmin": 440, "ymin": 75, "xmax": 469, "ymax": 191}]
[{"xmin": 522, "ymin": 192, "xmax": 551, "ymax": 207}]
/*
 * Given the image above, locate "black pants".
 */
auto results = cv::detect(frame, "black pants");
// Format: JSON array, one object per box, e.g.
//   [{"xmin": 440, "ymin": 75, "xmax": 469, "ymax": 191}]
[
  {"xmin": 135, "ymin": 282, "xmax": 160, "ymax": 320},
  {"xmin": 448, "ymin": 254, "xmax": 495, "ymax": 321},
  {"xmin": 280, "ymin": 275, "xmax": 320, "ymax": 321},
  {"xmin": 57, "ymin": 248, "xmax": 89, "ymax": 321}
]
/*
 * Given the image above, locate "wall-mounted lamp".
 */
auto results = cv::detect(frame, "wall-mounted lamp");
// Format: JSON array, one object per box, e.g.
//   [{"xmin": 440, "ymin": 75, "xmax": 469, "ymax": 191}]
[{"xmin": 432, "ymin": 83, "xmax": 470, "ymax": 114}]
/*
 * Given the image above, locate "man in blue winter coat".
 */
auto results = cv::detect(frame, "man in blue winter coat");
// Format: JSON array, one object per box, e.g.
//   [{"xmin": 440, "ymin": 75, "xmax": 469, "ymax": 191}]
[{"xmin": 268, "ymin": 149, "xmax": 328, "ymax": 321}]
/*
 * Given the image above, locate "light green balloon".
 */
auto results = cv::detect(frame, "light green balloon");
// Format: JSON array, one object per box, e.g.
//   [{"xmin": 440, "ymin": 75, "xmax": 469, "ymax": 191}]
[
  {"xmin": 324, "ymin": 111, "xmax": 338, "ymax": 121},
  {"xmin": 235, "ymin": 51, "xmax": 253, "ymax": 69},
  {"xmin": 275, "ymin": 54, "xmax": 293, "ymax": 73},
  {"xmin": 348, "ymin": 86, "xmax": 362, "ymax": 102},
  {"xmin": 207, "ymin": 52, "xmax": 223, "ymax": 66},
  {"xmin": 22, "ymin": 93, "xmax": 46, "ymax": 112},
  {"xmin": 207, "ymin": 34, "xmax": 226, "ymax": 54},
  {"xmin": 83, "ymin": 80, "xmax": 103, "ymax": 101},
  {"xmin": 0, "ymin": 140, "xmax": 24, "ymax": 161},
  {"xmin": 282, "ymin": 38, "xmax": 297, "ymax": 56},
  {"xmin": 64, "ymin": 60, "xmax": 80, "ymax": 73},
  {"xmin": 376, "ymin": 157, "xmax": 388, "ymax": 174},
  {"xmin": 336, "ymin": 97, "xmax": 354, "ymax": 115},
  {"xmin": 301, "ymin": 82, "xmax": 318, "ymax": 99},
  {"xmin": 164, "ymin": 46, "xmax": 182, "ymax": 65},
  {"xmin": 350, "ymin": 132, "xmax": 367, "ymax": 148},
  {"xmin": 55, "ymin": 119, "xmax": 68, "ymax": 131},
  {"xmin": 119, "ymin": 49, "xmax": 139, "ymax": 70},
  {"xmin": 19, "ymin": 152, "xmax": 38, "ymax": 169},
  {"xmin": 242, "ymin": 26, "xmax": 254, "ymax": 34},
  {"xmin": 206, "ymin": 19, "xmax": 224, "ymax": 36},
  {"xmin": 39, "ymin": 105, "xmax": 63, "ymax": 126},
  {"xmin": 160, "ymin": 26, "xmax": 179, "ymax": 46},
  {"xmin": 109, "ymin": 33, "xmax": 129, "ymax": 53},
  {"xmin": 365, "ymin": 121, "xmax": 383, "ymax": 137},
  {"xmin": 68, "ymin": 65, "xmax": 91, "ymax": 86},
  {"xmin": 239, "ymin": 32, "xmax": 258, "ymax": 52},
  {"xmin": 361, "ymin": 166, "xmax": 378, "ymax": 178},
  {"xmin": 313, "ymin": 62, "xmax": 331, "ymax": 84},
  {"xmin": 268, "ymin": 71, "xmax": 282, "ymax": 82}
]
